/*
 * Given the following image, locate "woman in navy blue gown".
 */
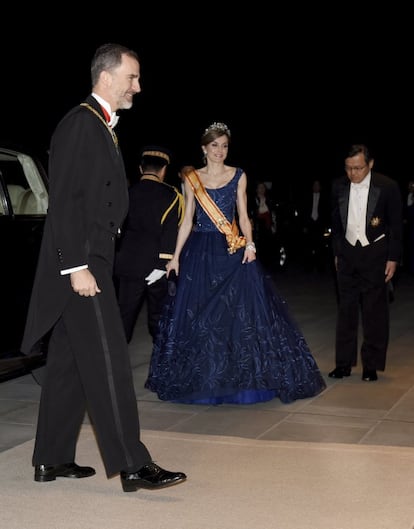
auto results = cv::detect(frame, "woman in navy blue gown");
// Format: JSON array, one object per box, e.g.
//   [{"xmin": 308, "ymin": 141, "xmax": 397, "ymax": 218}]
[{"xmin": 145, "ymin": 122, "xmax": 326, "ymax": 404}]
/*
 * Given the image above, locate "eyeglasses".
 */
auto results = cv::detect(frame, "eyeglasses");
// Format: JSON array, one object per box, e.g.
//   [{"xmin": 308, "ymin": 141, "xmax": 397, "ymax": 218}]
[{"xmin": 345, "ymin": 165, "xmax": 368, "ymax": 172}]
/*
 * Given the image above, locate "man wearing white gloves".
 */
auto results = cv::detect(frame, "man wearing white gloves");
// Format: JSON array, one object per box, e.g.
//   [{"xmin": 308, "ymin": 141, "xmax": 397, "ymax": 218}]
[{"xmin": 114, "ymin": 146, "xmax": 184, "ymax": 342}]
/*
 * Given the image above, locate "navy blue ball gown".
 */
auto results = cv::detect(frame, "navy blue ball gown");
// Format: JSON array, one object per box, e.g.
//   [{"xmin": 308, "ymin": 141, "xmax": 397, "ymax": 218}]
[{"xmin": 145, "ymin": 168, "xmax": 326, "ymax": 404}]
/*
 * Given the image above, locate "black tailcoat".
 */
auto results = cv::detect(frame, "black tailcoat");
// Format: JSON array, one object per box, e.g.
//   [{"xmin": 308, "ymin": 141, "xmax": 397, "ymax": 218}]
[
  {"xmin": 21, "ymin": 95, "xmax": 151, "ymax": 476},
  {"xmin": 331, "ymin": 171, "xmax": 403, "ymax": 371}
]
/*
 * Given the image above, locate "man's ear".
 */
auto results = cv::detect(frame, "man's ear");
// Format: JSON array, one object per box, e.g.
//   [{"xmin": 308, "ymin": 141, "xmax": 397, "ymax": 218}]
[
  {"xmin": 100, "ymin": 70, "xmax": 112, "ymax": 87},
  {"xmin": 159, "ymin": 166, "xmax": 167, "ymax": 181}
]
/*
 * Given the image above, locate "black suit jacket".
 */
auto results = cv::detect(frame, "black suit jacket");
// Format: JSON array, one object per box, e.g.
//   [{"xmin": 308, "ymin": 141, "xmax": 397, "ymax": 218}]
[
  {"xmin": 21, "ymin": 95, "xmax": 128, "ymax": 352},
  {"xmin": 301, "ymin": 189, "xmax": 330, "ymax": 230},
  {"xmin": 331, "ymin": 171, "xmax": 403, "ymax": 262},
  {"xmin": 114, "ymin": 178, "xmax": 183, "ymax": 278}
]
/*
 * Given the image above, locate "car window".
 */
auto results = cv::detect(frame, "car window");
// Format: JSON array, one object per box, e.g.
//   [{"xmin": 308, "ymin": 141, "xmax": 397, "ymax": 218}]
[{"xmin": 0, "ymin": 149, "xmax": 48, "ymax": 215}]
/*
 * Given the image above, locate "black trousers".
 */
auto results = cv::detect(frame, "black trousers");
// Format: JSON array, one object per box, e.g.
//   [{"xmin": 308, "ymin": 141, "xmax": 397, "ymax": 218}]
[
  {"xmin": 335, "ymin": 239, "xmax": 389, "ymax": 371},
  {"xmin": 303, "ymin": 220, "xmax": 327, "ymax": 272},
  {"xmin": 32, "ymin": 268, "xmax": 151, "ymax": 477},
  {"xmin": 117, "ymin": 276, "xmax": 167, "ymax": 342}
]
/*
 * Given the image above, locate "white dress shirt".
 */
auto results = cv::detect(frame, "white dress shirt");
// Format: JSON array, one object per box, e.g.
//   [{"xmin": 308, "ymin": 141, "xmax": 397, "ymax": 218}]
[
  {"xmin": 91, "ymin": 93, "xmax": 119, "ymax": 128},
  {"xmin": 345, "ymin": 173, "xmax": 371, "ymax": 247}
]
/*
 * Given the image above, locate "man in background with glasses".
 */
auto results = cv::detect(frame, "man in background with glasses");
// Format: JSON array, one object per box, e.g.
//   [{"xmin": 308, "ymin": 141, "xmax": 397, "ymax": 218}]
[{"xmin": 328, "ymin": 144, "xmax": 403, "ymax": 382}]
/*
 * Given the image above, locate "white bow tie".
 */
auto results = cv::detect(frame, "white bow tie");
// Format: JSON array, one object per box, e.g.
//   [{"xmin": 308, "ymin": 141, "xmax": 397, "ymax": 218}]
[{"xmin": 108, "ymin": 113, "xmax": 119, "ymax": 129}]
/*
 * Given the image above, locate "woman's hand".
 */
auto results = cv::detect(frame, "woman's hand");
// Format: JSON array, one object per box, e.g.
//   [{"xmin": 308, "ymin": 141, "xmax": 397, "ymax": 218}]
[
  {"xmin": 166, "ymin": 257, "xmax": 179, "ymax": 277},
  {"xmin": 242, "ymin": 244, "xmax": 257, "ymax": 264}
]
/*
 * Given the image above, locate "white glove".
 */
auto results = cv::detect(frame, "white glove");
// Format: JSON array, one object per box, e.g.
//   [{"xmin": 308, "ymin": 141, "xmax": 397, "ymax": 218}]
[{"xmin": 145, "ymin": 269, "xmax": 167, "ymax": 285}]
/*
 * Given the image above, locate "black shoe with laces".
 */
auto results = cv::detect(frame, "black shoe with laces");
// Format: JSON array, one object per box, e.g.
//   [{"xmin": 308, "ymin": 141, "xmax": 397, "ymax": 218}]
[
  {"xmin": 328, "ymin": 366, "xmax": 352, "ymax": 378},
  {"xmin": 362, "ymin": 369, "xmax": 378, "ymax": 381},
  {"xmin": 120, "ymin": 462, "xmax": 187, "ymax": 492},
  {"xmin": 34, "ymin": 462, "xmax": 96, "ymax": 482}
]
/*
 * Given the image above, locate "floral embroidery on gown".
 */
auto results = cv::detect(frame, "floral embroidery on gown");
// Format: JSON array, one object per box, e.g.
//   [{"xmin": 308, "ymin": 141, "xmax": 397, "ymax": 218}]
[{"xmin": 145, "ymin": 168, "xmax": 326, "ymax": 404}]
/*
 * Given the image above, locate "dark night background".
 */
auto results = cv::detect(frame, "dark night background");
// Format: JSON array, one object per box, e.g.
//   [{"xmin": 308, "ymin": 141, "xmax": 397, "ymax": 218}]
[{"xmin": 2, "ymin": 6, "xmax": 413, "ymax": 197}]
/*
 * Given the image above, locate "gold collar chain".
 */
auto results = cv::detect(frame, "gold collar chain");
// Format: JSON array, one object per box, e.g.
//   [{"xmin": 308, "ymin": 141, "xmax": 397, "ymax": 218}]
[{"xmin": 80, "ymin": 103, "xmax": 118, "ymax": 148}]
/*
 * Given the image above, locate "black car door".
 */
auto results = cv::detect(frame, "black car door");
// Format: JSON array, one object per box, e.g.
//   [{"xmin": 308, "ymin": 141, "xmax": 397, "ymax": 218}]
[{"xmin": 0, "ymin": 147, "xmax": 49, "ymax": 380}]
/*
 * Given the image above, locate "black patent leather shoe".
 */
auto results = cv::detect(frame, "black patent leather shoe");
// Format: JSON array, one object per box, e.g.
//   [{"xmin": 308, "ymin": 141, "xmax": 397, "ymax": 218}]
[
  {"xmin": 362, "ymin": 369, "xmax": 378, "ymax": 381},
  {"xmin": 328, "ymin": 366, "xmax": 351, "ymax": 378},
  {"xmin": 34, "ymin": 462, "xmax": 96, "ymax": 482},
  {"xmin": 120, "ymin": 462, "xmax": 187, "ymax": 492}
]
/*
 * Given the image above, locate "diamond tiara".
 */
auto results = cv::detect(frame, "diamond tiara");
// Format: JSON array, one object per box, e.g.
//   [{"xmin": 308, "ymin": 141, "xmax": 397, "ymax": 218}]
[{"xmin": 204, "ymin": 122, "xmax": 231, "ymax": 136}]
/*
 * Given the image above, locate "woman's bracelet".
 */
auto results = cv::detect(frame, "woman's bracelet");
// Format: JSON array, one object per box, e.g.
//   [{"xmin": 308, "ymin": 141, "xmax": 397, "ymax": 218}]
[{"xmin": 246, "ymin": 242, "xmax": 256, "ymax": 253}]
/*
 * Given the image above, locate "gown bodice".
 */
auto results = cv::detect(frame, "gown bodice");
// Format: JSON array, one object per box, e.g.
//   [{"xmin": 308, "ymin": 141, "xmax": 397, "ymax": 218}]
[{"xmin": 193, "ymin": 168, "xmax": 242, "ymax": 232}]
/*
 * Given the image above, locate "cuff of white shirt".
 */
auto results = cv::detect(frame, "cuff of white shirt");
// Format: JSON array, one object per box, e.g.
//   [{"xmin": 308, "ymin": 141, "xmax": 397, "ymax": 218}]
[{"xmin": 60, "ymin": 265, "xmax": 88, "ymax": 276}]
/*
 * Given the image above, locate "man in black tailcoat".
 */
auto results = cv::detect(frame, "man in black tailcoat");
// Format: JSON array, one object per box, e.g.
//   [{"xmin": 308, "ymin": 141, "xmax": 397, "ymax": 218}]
[
  {"xmin": 328, "ymin": 144, "xmax": 403, "ymax": 382},
  {"xmin": 21, "ymin": 43, "xmax": 186, "ymax": 492}
]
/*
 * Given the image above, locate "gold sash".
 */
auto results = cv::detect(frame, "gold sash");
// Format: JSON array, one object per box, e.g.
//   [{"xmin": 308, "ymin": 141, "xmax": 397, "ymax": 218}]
[{"xmin": 183, "ymin": 167, "xmax": 246, "ymax": 254}]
